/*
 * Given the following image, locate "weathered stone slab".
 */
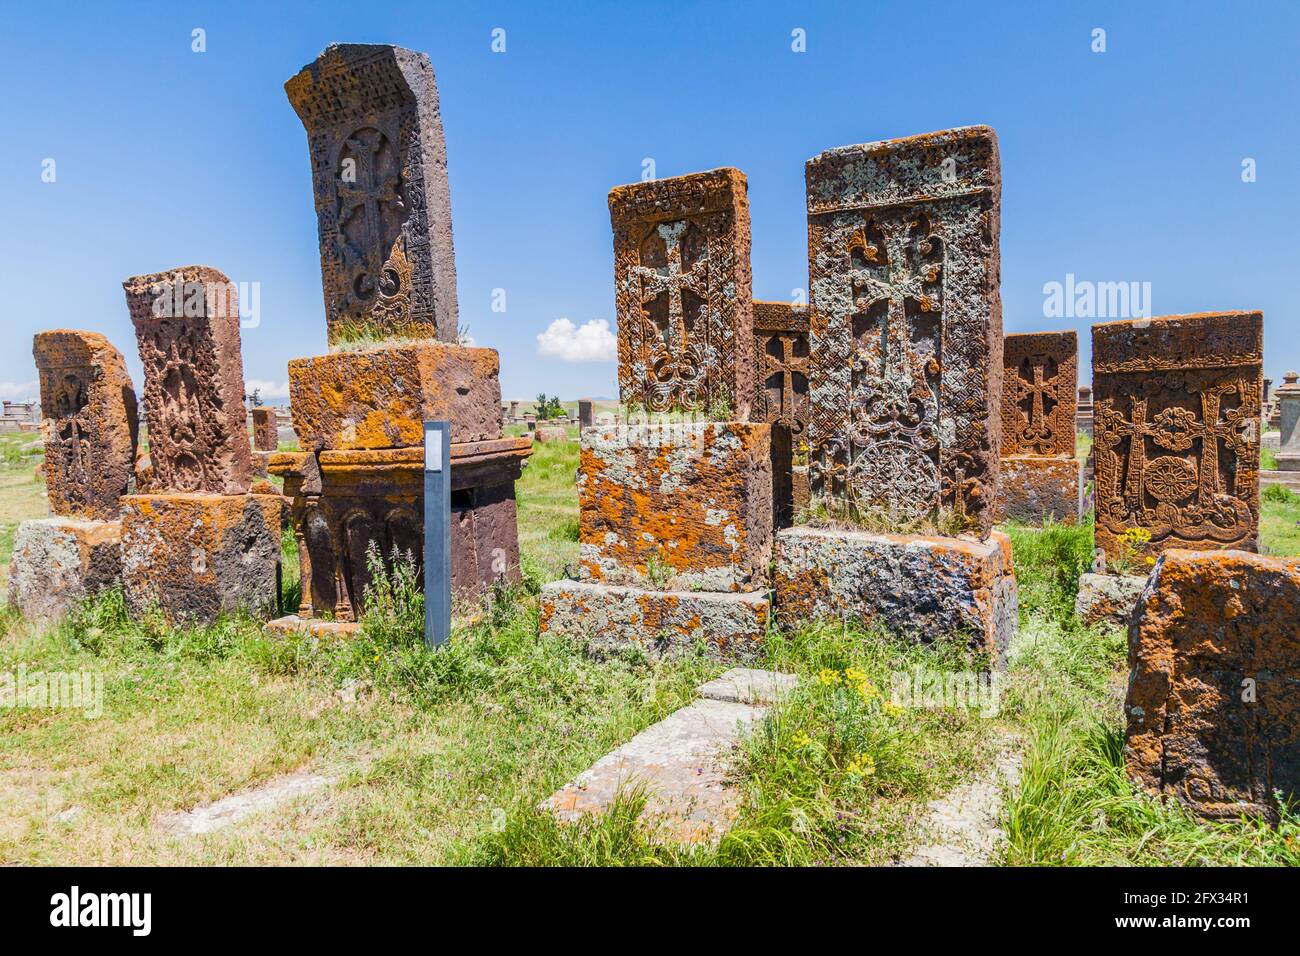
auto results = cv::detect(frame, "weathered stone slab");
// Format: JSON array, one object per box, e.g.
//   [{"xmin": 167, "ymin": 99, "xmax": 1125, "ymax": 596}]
[
  {"xmin": 697, "ymin": 667, "xmax": 797, "ymax": 706},
  {"xmin": 1276, "ymin": 370, "xmax": 1300, "ymax": 471},
  {"xmin": 120, "ymin": 493, "xmax": 283, "ymax": 624},
  {"xmin": 806, "ymin": 126, "xmax": 1002, "ymax": 534},
  {"xmin": 610, "ymin": 168, "xmax": 752, "ymax": 417},
  {"xmin": 1002, "ymin": 331, "xmax": 1077, "ymax": 457},
  {"xmin": 33, "ymin": 330, "xmax": 139, "ymax": 520},
  {"xmin": 252, "ymin": 407, "xmax": 278, "ymax": 451},
  {"xmin": 1125, "ymin": 549, "xmax": 1300, "ymax": 823},
  {"xmin": 538, "ymin": 579, "xmax": 769, "ymax": 662},
  {"xmin": 533, "ymin": 424, "xmax": 567, "ymax": 443},
  {"xmin": 285, "ymin": 43, "xmax": 458, "ymax": 345},
  {"xmin": 577, "ymin": 423, "xmax": 775, "ymax": 592},
  {"xmin": 995, "ymin": 456, "xmax": 1083, "ymax": 525},
  {"xmin": 753, "ymin": 300, "xmax": 810, "ymax": 438},
  {"xmin": 123, "ymin": 266, "xmax": 253, "ymax": 494},
  {"xmin": 1093, "ymin": 311, "xmax": 1262, "ymax": 561},
  {"xmin": 1075, "ymin": 571, "xmax": 1148, "ymax": 628},
  {"xmin": 773, "ymin": 527, "xmax": 1017, "ymax": 662},
  {"xmin": 7, "ymin": 518, "xmax": 122, "ymax": 620},
  {"xmin": 288, "ymin": 342, "xmax": 501, "ymax": 450},
  {"xmin": 578, "ymin": 399, "xmax": 594, "ymax": 429}
]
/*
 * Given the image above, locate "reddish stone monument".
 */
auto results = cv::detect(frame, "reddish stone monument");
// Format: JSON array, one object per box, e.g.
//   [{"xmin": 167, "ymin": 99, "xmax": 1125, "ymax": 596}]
[
  {"xmin": 753, "ymin": 301, "xmax": 809, "ymax": 519},
  {"xmin": 252, "ymin": 407, "xmax": 278, "ymax": 452}
]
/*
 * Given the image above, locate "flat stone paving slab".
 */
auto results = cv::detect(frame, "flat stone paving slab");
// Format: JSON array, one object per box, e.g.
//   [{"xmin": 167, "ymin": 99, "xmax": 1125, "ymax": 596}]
[{"xmin": 544, "ymin": 668, "xmax": 796, "ymax": 845}]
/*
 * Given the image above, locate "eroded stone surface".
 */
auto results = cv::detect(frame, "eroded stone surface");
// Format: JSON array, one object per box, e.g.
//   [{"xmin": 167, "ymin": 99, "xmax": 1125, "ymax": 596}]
[
  {"xmin": 697, "ymin": 667, "xmax": 798, "ymax": 706},
  {"xmin": 538, "ymin": 579, "xmax": 768, "ymax": 662},
  {"xmin": 1093, "ymin": 312, "xmax": 1262, "ymax": 561},
  {"xmin": 773, "ymin": 527, "xmax": 1017, "ymax": 663},
  {"xmin": 288, "ymin": 342, "xmax": 501, "ymax": 450},
  {"xmin": 577, "ymin": 423, "xmax": 774, "ymax": 592},
  {"xmin": 1075, "ymin": 571, "xmax": 1148, "ymax": 628},
  {"xmin": 1001, "ymin": 331, "xmax": 1077, "ymax": 457},
  {"xmin": 123, "ymin": 266, "xmax": 253, "ymax": 494},
  {"xmin": 995, "ymin": 456, "xmax": 1083, "ymax": 525},
  {"xmin": 753, "ymin": 301, "xmax": 810, "ymax": 438},
  {"xmin": 252, "ymin": 408, "xmax": 278, "ymax": 451},
  {"xmin": 33, "ymin": 330, "xmax": 139, "ymax": 520},
  {"xmin": 610, "ymin": 168, "xmax": 752, "ymax": 417},
  {"xmin": 161, "ymin": 771, "xmax": 333, "ymax": 835},
  {"xmin": 806, "ymin": 127, "xmax": 1002, "ymax": 534},
  {"xmin": 1124, "ymin": 550, "xmax": 1300, "ymax": 822},
  {"xmin": 285, "ymin": 43, "xmax": 458, "ymax": 345},
  {"xmin": 7, "ymin": 518, "xmax": 122, "ymax": 620}
]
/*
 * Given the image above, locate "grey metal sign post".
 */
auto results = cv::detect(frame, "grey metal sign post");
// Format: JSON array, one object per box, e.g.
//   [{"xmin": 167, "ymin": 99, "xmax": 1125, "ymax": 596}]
[{"xmin": 423, "ymin": 420, "xmax": 451, "ymax": 648}]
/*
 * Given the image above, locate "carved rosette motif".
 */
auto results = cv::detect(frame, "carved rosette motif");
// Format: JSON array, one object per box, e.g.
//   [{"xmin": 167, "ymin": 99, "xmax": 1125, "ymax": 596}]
[{"xmin": 1001, "ymin": 331, "xmax": 1078, "ymax": 457}]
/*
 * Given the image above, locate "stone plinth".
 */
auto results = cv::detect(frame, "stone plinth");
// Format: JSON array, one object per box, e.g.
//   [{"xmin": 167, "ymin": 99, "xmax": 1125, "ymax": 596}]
[
  {"xmin": 288, "ymin": 342, "xmax": 502, "ymax": 450},
  {"xmin": 538, "ymin": 579, "xmax": 769, "ymax": 662},
  {"xmin": 120, "ymin": 494, "xmax": 283, "ymax": 624},
  {"xmin": 1075, "ymin": 572, "xmax": 1148, "ymax": 628},
  {"xmin": 773, "ymin": 527, "xmax": 1018, "ymax": 663},
  {"xmin": 995, "ymin": 456, "xmax": 1083, "ymax": 525},
  {"xmin": 577, "ymin": 423, "xmax": 777, "ymax": 592},
  {"xmin": 270, "ymin": 436, "xmax": 531, "ymax": 622},
  {"xmin": 1125, "ymin": 550, "xmax": 1300, "ymax": 823},
  {"xmin": 7, "ymin": 518, "xmax": 123, "ymax": 620}
]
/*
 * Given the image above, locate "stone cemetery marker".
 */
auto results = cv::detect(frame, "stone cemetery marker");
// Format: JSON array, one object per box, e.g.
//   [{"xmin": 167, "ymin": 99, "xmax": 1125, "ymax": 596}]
[
  {"xmin": 286, "ymin": 43, "xmax": 458, "ymax": 345},
  {"xmin": 252, "ymin": 407, "xmax": 278, "ymax": 451},
  {"xmin": 33, "ymin": 330, "xmax": 139, "ymax": 520},
  {"xmin": 752, "ymin": 301, "xmax": 810, "ymax": 438},
  {"xmin": 578, "ymin": 398, "xmax": 594, "ymax": 429},
  {"xmin": 1093, "ymin": 312, "xmax": 1262, "ymax": 560},
  {"xmin": 1273, "ymin": 371, "xmax": 1300, "ymax": 471},
  {"xmin": 805, "ymin": 127, "xmax": 1002, "ymax": 534},
  {"xmin": 1001, "ymin": 331, "xmax": 1076, "ymax": 457},
  {"xmin": 610, "ymin": 168, "xmax": 753, "ymax": 417},
  {"xmin": 123, "ymin": 265, "xmax": 253, "ymax": 495}
]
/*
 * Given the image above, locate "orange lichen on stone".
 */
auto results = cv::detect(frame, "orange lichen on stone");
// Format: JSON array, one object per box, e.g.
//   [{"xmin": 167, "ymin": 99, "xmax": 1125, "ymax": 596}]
[
  {"xmin": 1124, "ymin": 549, "xmax": 1300, "ymax": 823},
  {"xmin": 288, "ymin": 342, "xmax": 502, "ymax": 450},
  {"xmin": 994, "ymin": 456, "xmax": 1083, "ymax": 525}
]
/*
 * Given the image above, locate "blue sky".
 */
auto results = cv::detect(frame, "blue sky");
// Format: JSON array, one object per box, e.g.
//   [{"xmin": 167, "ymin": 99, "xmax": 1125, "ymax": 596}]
[{"xmin": 3, "ymin": 0, "xmax": 1298, "ymax": 403}]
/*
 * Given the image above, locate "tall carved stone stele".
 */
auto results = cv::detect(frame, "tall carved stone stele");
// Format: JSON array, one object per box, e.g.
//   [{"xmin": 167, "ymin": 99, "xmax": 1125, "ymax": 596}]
[
  {"xmin": 286, "ymin": 43, "xmax": 458, "ymax": 346},
  {"xmin": 33, "ymin": 330, "xmax": 139, "ymax": 520},
  {"xmin": 123, "ymin": 265, "xmax": 253, "ymax": 495},
  {"xmin": 754, "ymin": 300, "xmax": 810, "ymax": 520},
  {"xmin": 610, "ymin": 168, "xmax": 752, "ymax": 418},
  {"xmin": 806, "ymin": 127, "xmax": 1002, "ymax": 536},
  {"xmin": 1093, "ymin": 311, "xmax": 1262, "ymax": 561}
]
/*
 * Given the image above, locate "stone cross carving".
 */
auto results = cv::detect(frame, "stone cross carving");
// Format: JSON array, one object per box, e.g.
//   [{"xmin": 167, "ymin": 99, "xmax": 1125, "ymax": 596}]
[
  {"xmin": 286, "ymin": 43, "xmax": 458, "ymax": 345},
  {"xmin": 1001, "ymin": 331, "xmax": 1077, "ymax": 457},
  {"xmin": 610, "ymin": 168, "xmax": 752, "ymax": 417},
  {"xmin": 806, "ymin": 127, "xmax": 1002, "ymax": 533},
  {"xmin": 1093, "ymin": 311, "xmax": 1262, "ymax": 559},
  {"xmin": 753, "ymin": 301, "xmax": 810, "ymax": 436},
  {"xmin": 33, "ymin": 330, "xmax": 139, "ymax": 520}
]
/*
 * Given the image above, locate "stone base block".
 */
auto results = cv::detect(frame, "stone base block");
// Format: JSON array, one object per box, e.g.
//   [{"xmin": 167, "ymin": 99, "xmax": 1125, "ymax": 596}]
[
  {"xmin": 121, "ymin": 493, "xmax": 283, "ymax": 624},
  {"xmin": 7, "ymin": 518, "xmax": 122, "ymax": 620},
  {"xmin": 288, "ymin": 342, "xmax": 502, "ymax": 450},
  {"xmin": 773, "ymin": 528, "xmax": 1018, "ymax": 663},
  {"xmin": 1125, "ymin": 549, "xmax": 1300, "ymax": 823},
  {"xmin": 995, "ymin": 456, "xmax": 1083, "ymax": 525},
  {"xmin": 538, "ymin": 579, "xmax": 769, "ymax": 662},
  {"xmin": 577, "ymin": 422, "xmax": 776, "ymax": 592},
  {"xmin": 264, "ymin": 615, "xmax": 361, "ymax": 639},
  {"xmin": 1075, "ymin": 571, "xmax": 1148, "ymax": 627}
]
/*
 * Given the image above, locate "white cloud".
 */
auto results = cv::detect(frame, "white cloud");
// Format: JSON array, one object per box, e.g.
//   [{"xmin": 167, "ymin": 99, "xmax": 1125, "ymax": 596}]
[
  {"xmin": 536, "ymin": 318, "xmax": 617, "ymax": 362},
  {"xmin": 245, "ymin": 378, "xmax": 291, "ymax": 400},
  {"xmin": 0, "ymin": 381, "xmax": 38, "ymax": 402}
]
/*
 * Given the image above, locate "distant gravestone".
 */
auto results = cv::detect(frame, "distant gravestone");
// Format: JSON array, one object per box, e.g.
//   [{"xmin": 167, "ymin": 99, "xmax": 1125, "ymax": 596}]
[
  {"xmin": 122, "ymin": 265, "xmax": 253, "ymax": 494},
  {"xmin": 806, "ymin": 127, "xmax": 1002, "ymax": 534},
  {"xmin": 578, "ymin": 399, "xmax": 594, "ymax": 429},
  {"xmin": 285, "ymin": 43, "xmax": 458, "ymax": 345},
  {"xmin": 1001, "ymin": 331, "xmax": 1077, "ymax": 457},
  {"xmin": 252, "ymin": 407, "xmax": 278, "ymax": 452}
]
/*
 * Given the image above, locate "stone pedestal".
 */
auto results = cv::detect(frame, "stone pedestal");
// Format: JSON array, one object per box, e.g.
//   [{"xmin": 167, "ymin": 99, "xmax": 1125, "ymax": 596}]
[
  {"xmin": 120, "ymin": 494, "xmax": 283, "ymax": 624},
  {"xmin": 1125, "ymin": 550, "xmax": 1300, "ymax": 823},
  {"xmin": 269, "ymin": 437, "xmax": 531, "ymax": 624},
  {"xmin": 995, "ymin": 456, "xmax": 1083, "ymax": 525},
  {"xmin": 773, "ymin": 528, "xmax": 1018, "ymax": 664},
  {"xmin": 7, "ymin": 518, "xmax": 123, "ymax": 620},
  {"xmin": 1075, "ymin": 571, "xmax": 1148, "ymax": 628}
]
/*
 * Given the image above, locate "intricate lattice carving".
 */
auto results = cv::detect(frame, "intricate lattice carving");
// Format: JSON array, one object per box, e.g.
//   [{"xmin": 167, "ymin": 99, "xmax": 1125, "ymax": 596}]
[
  {"xmin": 610, "ymin": 168, "xmax": 752, "ymax": 417},
  {"xmin": 1001, "ymin": 331, "xmax": 1077, "ymax": 457},
  {"xmin": 285, "ymin": 43, "xmax": 458, "ymax": 345},
  {"xmin": 806, "ymin": 127, "xmax": 1002, "ymax": 533},
  {"xmin": 1093, "ymin": 312, "xmax": 1262, "ymax": 559},
  {"xmin": 753, "ymin": 301, "xmax": 810, "ymax": 436}
]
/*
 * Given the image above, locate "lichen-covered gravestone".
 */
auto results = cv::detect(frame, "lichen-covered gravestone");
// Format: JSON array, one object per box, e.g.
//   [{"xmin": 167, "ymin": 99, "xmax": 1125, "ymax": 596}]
[
  {"xmin": 753, "ymin": 300, "xmax": 810, "ymax": 520},
  {"xmin": 776, "ymin": 127, "xmax": 1016, "ymax": 662},
  {"xmin": 1093, "ymin": 311, "xmax": 1262, "ymax": 562},
  {"xmin": 996, "ymin": 330, "xmax": 1083, "ymax": 524},
  {"xmin": 7, "ymin": 330, "xmax": 140, "ymax": 619}
]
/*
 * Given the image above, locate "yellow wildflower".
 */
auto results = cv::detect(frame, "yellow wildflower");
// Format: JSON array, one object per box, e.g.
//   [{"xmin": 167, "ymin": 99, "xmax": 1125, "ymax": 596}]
[
  {"xmin": 846, "ymin": 754, "xmax": 877, "ymax": 777},
  {"xmin": 817, "ymin": 668, "xmax": 842, "ymax": 686}
]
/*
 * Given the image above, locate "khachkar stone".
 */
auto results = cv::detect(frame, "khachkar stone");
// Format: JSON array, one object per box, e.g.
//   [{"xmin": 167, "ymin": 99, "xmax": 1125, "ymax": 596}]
[
  {"xmin": 1125, "ymin": 550, "xmax": 1300, "ymax": 823},
  {"xmin": 32, "ymin": 330, "xmax": 139, "ymax": 520},
  {"xmin": 610, "ymin": 168, "xmax": 752, "ymax": 417},
  {"xmin": 1093, "ymin": 311, "xmax": 1262, "ymax": 562},
  {"xmin": 578, "ymin": 399, "xmax": 594, "ymax": 429},
  {"xmin": 996, "ymin": 330, "xmax": 1083, "ymax": 524},
  {"xmin": 123, "ymin": 266, "xmax": 253, "ymax": 495},
  {"xmin": 252, "ymin": 408, "xmax": 278, "ymax": 451},
  {"xmin": 753, "ymin": 300, "xmax": 809, "ymax": 521},
  {"xmin": 285, "ymin": 43, "xmax": 457, "ymax": 345}
]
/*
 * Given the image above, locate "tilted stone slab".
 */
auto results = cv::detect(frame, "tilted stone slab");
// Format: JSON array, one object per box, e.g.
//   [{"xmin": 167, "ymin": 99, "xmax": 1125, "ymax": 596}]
[
  {"xmin": 7, "ymin": 518, "xmax": 123, "ymax": 620},
  {"xmin": 1125, "ymin": 550, "xmax": 1300, "ymax": 823},
  {"xmin": 994, "ymin": 456, "xmax": 1083, "ymax": 525},
  {"xmin": 1075, "ymin": 571, "xmax": 1148, "ymax": 628},
  {"xmin": 773, "ymin": 527, "xmax": 1017, "ymax": 663}
]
